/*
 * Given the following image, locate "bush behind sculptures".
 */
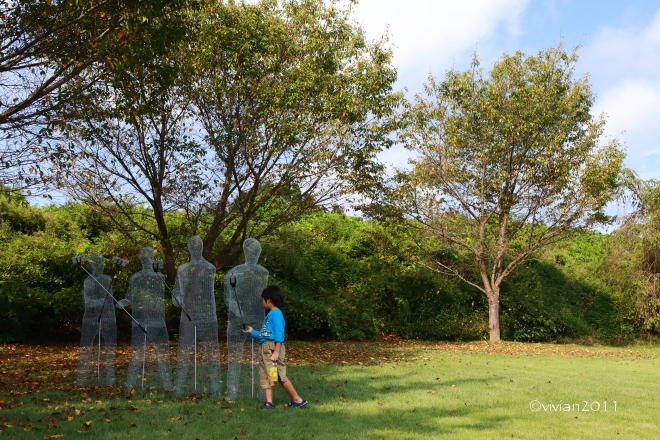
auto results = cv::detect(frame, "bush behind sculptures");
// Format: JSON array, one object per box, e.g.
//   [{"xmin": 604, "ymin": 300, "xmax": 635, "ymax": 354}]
[{"xmin": 0, "ymin": 197, "xmax": 634, "ymax": 343}]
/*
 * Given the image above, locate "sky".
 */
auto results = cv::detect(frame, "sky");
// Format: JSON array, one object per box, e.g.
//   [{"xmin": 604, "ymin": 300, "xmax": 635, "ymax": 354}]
[{"xmin": 345, "ymin": 0, "xmax": 660, "ymax": 180}]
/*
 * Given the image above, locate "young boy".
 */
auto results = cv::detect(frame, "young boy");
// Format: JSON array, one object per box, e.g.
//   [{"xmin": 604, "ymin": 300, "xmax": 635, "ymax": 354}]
[{"xmin": 243, "ymin": 286, "xmax": 307, "ymax": 409}]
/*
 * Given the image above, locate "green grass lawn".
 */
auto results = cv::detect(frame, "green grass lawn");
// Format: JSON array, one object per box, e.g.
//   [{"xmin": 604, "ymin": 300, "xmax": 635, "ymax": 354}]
[{"xmin": 1, "ymin": 341, "xmax": 659, "ymax": 439}]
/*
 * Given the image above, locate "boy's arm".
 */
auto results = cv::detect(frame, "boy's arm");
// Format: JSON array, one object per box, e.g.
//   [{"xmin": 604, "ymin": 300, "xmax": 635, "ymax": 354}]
[
  {"xmin": 271, "ymin": 311, "xmax": 285, "ymax": 344},
  {"xmin": 271, "ymin": 342, "xmax": 282, "ymax": 362},
  {"xmin": 242, "ymin": 325, "xmax": 261, "ymax": 339}
]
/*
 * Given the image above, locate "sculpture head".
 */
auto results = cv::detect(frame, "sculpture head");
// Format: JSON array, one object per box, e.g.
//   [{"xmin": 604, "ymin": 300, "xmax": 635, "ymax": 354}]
[
  {"xmin": 243, "ymin": 238, "xmax": 261, "ymax": 265},
  {"xmin": 188, "ymin": 236, "xmax": 204, "ymax": 261},
  {"xmin": 138, "ymin": 247, "xmax": 154, "ymax": 270},
  {"xmin": 89, "ymin": 254, "xmax": 105, "ymax": 275}
]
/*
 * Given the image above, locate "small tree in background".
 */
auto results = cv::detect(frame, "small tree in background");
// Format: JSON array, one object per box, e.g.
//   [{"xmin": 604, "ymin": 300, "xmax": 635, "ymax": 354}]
[{"xmin": 365, "ymin": 45, "xmax": 627, "ymax": 341}]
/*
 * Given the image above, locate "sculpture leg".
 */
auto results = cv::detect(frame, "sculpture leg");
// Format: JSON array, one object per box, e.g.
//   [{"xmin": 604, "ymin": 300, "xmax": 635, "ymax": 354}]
[
  {"xmin": 174, "ymin": 322, "xmax": 194, "ymax": 396},
  {"xmin": 125, "ymin": 325, "xmax": 144, "ymax": 392},
  {"xmin": 102, "ymin": 321, "xmax": 117, "ymax": 386},
  {"xmin": 76, "ymin": 321, "xmax": 98, "ymax": 387},
  {"xmin": 152, "ymin": 326, "xmax": 173, "ymax": 391},
  {"xmin": 226, "ymin": 323, "xmax": 246, "ymax": 400},
  {"xmin": 200, "ymin": 324, "xmax": 222, "ymax": 395}
]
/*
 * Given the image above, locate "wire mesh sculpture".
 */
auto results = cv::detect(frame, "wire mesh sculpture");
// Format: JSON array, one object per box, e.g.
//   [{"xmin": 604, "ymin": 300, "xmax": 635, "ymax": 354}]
[
  {"xmin": 117, "ymin": 247, "xmax": 173, "ymax": 392},
  {"xmin": 172, "ymin": 236, "xmax": 222, "ymax": 396},
  {"xmin": 75, "ymin": 254, "xmax": 117, "ymax": 387},
  {"xmin": 224, "ymin": 238, "xmax": 268, "ymax": 401}
]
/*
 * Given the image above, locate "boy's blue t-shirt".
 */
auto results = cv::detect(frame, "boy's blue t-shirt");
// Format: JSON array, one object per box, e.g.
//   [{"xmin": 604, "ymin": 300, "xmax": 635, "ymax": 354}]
[{"xmin": 250, "ymin": 308, "xmax": 285, "ymax": 344}]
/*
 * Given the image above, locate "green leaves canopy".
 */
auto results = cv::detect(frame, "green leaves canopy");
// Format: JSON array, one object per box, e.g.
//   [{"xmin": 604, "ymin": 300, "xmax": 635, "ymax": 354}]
[
  {"xmin": 53, "ymin": 0, "xmax": 400, "ymax": 278},
  {"xmin": 372, "ymin": 45, "xmax": 627, "ymax": 341}
]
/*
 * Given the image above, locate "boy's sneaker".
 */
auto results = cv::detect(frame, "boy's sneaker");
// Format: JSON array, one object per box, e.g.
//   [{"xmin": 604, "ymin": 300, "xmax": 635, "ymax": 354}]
[
  {"xmin": 262, "ymin": 402, "xmax": 275, "ymax": 410},
  {"xmin": 287, "ymin": 399, "xmax": 308, "ymax": 408}
]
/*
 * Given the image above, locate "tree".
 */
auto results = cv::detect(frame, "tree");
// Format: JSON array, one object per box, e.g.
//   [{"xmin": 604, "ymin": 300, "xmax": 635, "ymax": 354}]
[
  {"xmin": 603, "ymin": 179, "xmax": 660, "ymax": 334},
  {"xmin": 366, "ymin": 45, "xmax": 626, "ymax": 341},
  {"xmin": 0, "ymin": 0, "xmax": 186, "ymax": 191},
  {"xmin": 53, "ymin": 0, "xmax": 399, "ymax": 279}
]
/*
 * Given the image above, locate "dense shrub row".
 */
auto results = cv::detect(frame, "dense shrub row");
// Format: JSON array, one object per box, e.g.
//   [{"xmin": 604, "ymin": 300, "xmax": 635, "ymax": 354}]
[{"xmin": 0, "ymin": 192, "xmax": 632, "ymax": 343}]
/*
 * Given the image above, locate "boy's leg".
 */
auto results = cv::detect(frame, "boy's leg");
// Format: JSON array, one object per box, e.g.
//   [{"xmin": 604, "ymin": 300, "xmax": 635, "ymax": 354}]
[
  {"xmin": 259, "ymin": 342, "xmax": 273, "ymax": 404},
  {"xmin": 275, "ymin": 344, "xmax": 304, "ymax": 404},
  {"xmin": 265, "ymin": 387, "xmax": 274, "ymax": 403},
  {"xmin": 281, "ymin": 380, "xmax": 303, "ymax": 404}
]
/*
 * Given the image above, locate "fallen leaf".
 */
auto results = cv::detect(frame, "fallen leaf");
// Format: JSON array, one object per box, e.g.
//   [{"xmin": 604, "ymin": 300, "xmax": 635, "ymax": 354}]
[
  {"xmin": 51, "ymin": 435, "xmax": 65, "ymax": 439},
  {"xmin": 81, "ymin": 421, "xmax": 91, "ymax": 431},
  {"xmin": 241, "ymin": 428, "xmax": 247, "ymax": 435},
  {"xmin": 67, "ymin": 416, "xmax": 73, "ymax": 422},
  {"xmin": 377, "ymin": 402, "xmax": 384, "ymax": 406},
  {"xmin": 224, "ymin": 408, "xmax": 233, "ymax": 414},
  {"xmin": 450, "ymin": 412, "xmax": 455, "ymax": 417}
]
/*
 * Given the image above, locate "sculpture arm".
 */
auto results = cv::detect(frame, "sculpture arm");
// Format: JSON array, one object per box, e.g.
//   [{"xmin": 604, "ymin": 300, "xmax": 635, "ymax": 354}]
[
  {"xmin": 224, "ymin": 271, "xmax": 243, "ymax": 317},
  {"xmin": 225, "ymin": 289, "xmax": 242, "ymax": 317},
  {"xmin": 117, "ymin": 278, "xmax": 133, "ymax": 309},
  {"xmin": 172, "ymin": 274, "xmax": 184, "ymax": 308}
]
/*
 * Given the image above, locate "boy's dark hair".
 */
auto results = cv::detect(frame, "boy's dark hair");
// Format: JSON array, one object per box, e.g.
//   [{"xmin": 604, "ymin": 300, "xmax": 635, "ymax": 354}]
[{"xmin": 261, "ymin": 285, "xmax": 284, "ymax": 309}]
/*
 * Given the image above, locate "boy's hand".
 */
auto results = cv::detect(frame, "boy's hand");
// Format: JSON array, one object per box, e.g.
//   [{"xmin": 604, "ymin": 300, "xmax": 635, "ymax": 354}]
[
  {"xmin": 270, "ymin": 351, "xmax": 279, "ymax": 362},
  {"xmin": 242, "ymin": 326, "xmax": 253, "ymax": 334}
]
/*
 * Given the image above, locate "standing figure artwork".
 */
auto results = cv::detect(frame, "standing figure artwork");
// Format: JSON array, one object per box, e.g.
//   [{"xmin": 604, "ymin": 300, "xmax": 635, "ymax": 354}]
[
  {"xmin": 172, "ymin": 236, "xmax": 222, "ymax": 395},
  {"xmin": 224, "ymin": 238, "xmax": 268, "ymax": 401},
  {"xmin": 76, "ymin": 254, "xmax": 117, "ymax": 387},
  {"xmin": 117, "ymin": 247, "xmax": 173, "ymax": 392}
]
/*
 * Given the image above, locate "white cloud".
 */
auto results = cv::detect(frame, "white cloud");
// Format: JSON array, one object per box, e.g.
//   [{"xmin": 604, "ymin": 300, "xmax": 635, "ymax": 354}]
[
  {"xmin": 349, "ymin": 0, "xmax": 529, "ymax": 83},
  {"xmin": 347, "ymin": 0, "xmax": 529, "ymax": 169},
  {"xmin": 581, "ymin": 11, "xmax": 660, "ymax": 89},
  {"xmin": 583, "ymin": 10, "xmax": 660, "ymax": 179}
]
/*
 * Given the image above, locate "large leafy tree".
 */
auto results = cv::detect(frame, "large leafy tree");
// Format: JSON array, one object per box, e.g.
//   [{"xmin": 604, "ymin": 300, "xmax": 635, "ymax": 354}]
[
  {"xmin": 366, "ymin": 45, "xmax": 626, "ymax": 341},
  {"xmin": 54, "ymin": 0, "xmax": 399, "ymax": 279},
  {"xmin": 603, "ymin": 179, "xmax": 660, "ymax": 334},
  {"xmin": 0, "ymin": 0, "xmax": 186, "ymax": 191}
]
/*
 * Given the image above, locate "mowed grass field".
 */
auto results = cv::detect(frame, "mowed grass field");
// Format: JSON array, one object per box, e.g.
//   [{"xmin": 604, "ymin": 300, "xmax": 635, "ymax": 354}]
[{"xmin": 1, "ymin": 340, "xmax": 659, "ymax": 439}]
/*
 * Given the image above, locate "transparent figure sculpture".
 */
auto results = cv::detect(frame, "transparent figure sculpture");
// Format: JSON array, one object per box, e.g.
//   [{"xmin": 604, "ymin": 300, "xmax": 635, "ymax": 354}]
[
  {"xmin": 172, "ymin": 236, "xmax": 222, "ymax": 395},
  {"xmin": 225, "ymin": 238, "xmax": 268, "ymax": 401},
  {"xmin": 76, "ymin": 254, "xmax": 117, "ymax": 387},
  {"xmin": 117, "ymin": 247, "xmax": 173, "ymax": 392}
]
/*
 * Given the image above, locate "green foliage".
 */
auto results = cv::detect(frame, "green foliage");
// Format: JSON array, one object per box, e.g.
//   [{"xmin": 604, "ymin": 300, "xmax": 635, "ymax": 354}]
[
  {"xmin": 260, "ymin": 213, "xmax": 486, "ymax": 341},
  {"xmin": 0, "ymin": 200, "xmax": 88, "ymax": 341},
  {"xmin": 0, "ymin": 197, "xmax": 641, "ymax": 343}
]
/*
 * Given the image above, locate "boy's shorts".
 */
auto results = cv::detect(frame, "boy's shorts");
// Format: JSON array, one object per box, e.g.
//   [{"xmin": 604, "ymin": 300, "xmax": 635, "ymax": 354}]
[{"xmin": 259, "ymin": 340, "xmax": 289, "ymax": 389}]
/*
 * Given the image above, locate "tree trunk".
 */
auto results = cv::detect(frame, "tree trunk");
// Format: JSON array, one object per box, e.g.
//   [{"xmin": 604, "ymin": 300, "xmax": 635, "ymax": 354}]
[{"xmin": 488, "ymin": 290, "xmax": 501, "ymax": 342}]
